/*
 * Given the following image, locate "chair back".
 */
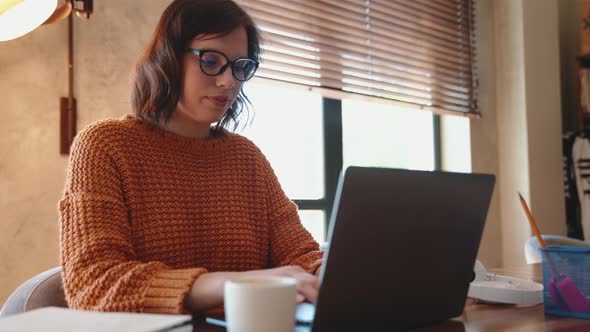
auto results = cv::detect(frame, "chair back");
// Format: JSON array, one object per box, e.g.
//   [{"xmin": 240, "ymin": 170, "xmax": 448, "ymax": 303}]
[{"xmin": 0, "ymin": 267, "xmax": 67, "ymax": 318}]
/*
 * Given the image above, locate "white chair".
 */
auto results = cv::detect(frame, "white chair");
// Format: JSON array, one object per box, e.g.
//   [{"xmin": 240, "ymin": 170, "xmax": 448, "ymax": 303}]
[{"xmin": 0, "ymin": 267, "xmax": 67, "ymax": 318}]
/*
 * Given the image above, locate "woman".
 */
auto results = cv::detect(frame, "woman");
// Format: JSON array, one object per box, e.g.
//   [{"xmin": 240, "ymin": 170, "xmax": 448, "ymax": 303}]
[{"xmin": 59, "ymin": 0, "xmax": 323, "ymax": 314}]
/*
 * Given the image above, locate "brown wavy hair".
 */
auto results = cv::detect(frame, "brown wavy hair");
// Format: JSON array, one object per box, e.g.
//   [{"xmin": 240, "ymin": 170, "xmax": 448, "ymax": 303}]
[{"xmin": 130, "ymin": 0, "xmax": 261, "ymax": 131}]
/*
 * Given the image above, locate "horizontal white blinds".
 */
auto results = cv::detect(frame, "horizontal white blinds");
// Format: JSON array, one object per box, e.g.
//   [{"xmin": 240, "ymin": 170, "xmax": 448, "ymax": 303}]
[{"xmin": 236, "ymin": 0, "xmax": 478, "ymax": 116}]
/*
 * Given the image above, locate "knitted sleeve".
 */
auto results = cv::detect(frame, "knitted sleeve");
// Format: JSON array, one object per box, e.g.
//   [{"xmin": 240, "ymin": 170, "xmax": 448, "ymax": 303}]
[
  {"xmin": 259, "ymin": 156, "xmax": 324, "ymax": 274},
  {"xmin": 58, "ymin": 127, "xmax": 206, "ymax": 314}
]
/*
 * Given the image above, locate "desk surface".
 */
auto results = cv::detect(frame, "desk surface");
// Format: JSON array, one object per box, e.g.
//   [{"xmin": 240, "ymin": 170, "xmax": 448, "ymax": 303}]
[
  {"xmin": 456, "ymin": 264, "xmax": 589, "ymax": 332},
  {"xmin": 181, "ymin": 264, "xmax": 590, "ymax": 332}
]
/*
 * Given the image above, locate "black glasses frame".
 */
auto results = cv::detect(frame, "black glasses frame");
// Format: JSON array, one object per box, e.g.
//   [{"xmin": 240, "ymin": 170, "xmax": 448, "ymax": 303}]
[{"xmin": 186, "ymin": 48, "xmax": 259, "ymax": 82}]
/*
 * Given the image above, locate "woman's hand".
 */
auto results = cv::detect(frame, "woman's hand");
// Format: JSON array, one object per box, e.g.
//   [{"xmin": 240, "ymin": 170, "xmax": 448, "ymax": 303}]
[
  {"xmin": 185, "ymin": 265, "xmax": 319, "ymax": 313},
  {"xmin": 247, "ymin": 265, "xmax": 320, "ymax": 304}
]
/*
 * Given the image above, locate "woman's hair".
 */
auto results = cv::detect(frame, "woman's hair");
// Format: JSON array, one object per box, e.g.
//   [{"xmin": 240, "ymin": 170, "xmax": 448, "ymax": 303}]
[{"xmin": 130, "ymin": 0, "xmax": 261, "ymax": 131}]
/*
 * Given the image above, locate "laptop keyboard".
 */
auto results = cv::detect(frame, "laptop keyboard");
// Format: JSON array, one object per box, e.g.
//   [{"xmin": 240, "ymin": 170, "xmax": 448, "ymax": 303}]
[{"xmin": 295, "ymin": 302, "xmax": 316, "ymax": 325}]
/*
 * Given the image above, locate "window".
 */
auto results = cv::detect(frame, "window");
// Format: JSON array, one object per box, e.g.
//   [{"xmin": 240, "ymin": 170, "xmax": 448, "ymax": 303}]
[
  {"xmin": 236, "ymin": 0, "xmax": 478, "ymax": 117},
  {"xmin": 238, "ymin": 0, "xmax": 477, "ymax": 242},
  {"xmin": 342, "ymin": 99, "xmax": 435, "ymax": 171},
  {"xmin": 242, "ymin": 80, "xmax": 328, "ymax": 242},
  {"xmin": 242, "ymin": 79, "xmax": 465, "ymax": 243},
  {"xmin": 242, "ymin": 81, "xmax": 324, "ymax": 199},
  {"xmin": 441, "ymin": 115, "xmax": 472, "ymax": 173}
]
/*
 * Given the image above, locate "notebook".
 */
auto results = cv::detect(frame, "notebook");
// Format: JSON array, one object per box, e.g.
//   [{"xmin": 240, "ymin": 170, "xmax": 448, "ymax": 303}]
[
  {"xmin": 0, "ymin": 307, "xmax": 191, "ymax": 332},
  {"xmin": 297, "ymin": 166, "xmax": 495, "ymax": 331}
]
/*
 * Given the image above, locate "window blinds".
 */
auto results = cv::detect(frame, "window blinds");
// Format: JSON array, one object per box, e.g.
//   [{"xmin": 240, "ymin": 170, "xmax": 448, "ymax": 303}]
[{"xmin": 235, "ymin": 0, "xmax": 478, "ymax": 117}]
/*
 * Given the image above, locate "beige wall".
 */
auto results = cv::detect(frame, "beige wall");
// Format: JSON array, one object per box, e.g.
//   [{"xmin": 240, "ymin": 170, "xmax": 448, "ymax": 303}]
[
  {"xmin": 0, "ymin": 21, "xmax": 67, "ymax": 306},
  {"xmin": 74, "ymin": 1, "xmax": 170, "ymax": 128},
  {"xmin": 494, "ymin": 0, "xmax": 532, "ymax": 267},
  {"xmin": 469, "ymin": 0, "xmax": 501, "ymax": 268},
  {"xmin": 522, "ymin": 0, "xmax": 566, "ymax": 245},
  {"xmin": 472, "ymin": 0, "xmax": 566, "ymax": 268},
  {"xmin": 0, "ymin": 0, "xmax": 575, "ymax": 304},
  {"xmin": 0, "ymin": 0, "xmax": 170, "ymax": 305}
]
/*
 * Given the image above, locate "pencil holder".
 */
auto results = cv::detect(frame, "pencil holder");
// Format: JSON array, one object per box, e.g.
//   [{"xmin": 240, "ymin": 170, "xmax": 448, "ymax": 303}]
[{"xmin": 541, "ymin": 246, "xmax": 590, "ymax": 319}]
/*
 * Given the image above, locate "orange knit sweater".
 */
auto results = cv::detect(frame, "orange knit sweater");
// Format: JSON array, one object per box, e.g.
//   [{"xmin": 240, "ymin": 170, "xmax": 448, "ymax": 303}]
[{"xmin": 58, "ymin": 114, "xmax": 323, "ymax": 314}]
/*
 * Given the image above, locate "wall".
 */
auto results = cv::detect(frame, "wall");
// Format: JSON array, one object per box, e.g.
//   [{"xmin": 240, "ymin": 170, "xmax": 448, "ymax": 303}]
[
  {"xmin": 471, "ymin": 0, "xmax": 566, "ymax": 268},
  {"xmin": 0, "ymin": 0, "xmax": 170, "ymax": 305},
  {"xmin": 468, "ymin": 0, "xmax": 501, "ymax": 268},
  {"xmin": 495, "ymin": 0, "xmax": 532, "ymax": 267},
  {"xmin": 0, "ymin": 20, "xmax": 68, "ymax": 306},
  {"xmin": 75, "ymin": 1, "xmax": 169, "ymax": 128},
  {"xmin": 522, "ymin": 0, "xmax": 566, "ymax": 245}
]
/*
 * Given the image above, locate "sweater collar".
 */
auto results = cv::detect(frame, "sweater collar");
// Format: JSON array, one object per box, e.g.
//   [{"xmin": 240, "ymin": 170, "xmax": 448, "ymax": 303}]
[{"xmin": 123, "ymin": 114, "xmax": 233, "ymax": 152}]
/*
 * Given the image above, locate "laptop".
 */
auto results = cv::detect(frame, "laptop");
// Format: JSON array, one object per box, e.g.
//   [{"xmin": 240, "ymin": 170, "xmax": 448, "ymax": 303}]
[
  {"xmin": 296, "ymin": 166, "xmax": 495, "ymax": 331},
  {"xmin": 205, "ymin": 166, "xmax": 495, "ymax": 331}
]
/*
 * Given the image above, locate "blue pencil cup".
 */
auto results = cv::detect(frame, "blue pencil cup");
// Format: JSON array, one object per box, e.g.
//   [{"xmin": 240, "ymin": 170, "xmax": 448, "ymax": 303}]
[{"xmin": 541, "ymin": 246, "xmax": 590, "ymax": 319}]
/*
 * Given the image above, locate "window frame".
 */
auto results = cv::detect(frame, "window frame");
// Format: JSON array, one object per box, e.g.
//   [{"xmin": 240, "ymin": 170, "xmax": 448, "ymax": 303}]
[{"xmin": 293, "ymin": 97, "xmax": 443, "ymax": 230}]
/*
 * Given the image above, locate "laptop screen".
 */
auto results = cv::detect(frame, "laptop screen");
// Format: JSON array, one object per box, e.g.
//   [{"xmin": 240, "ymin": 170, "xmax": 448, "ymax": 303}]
[{"xmin": 311, "ymin": 167, "xmax": 495, "ymax": 331}]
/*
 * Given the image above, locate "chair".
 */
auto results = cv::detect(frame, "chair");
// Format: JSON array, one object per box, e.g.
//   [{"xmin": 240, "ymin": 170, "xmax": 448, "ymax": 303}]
[
  {"xmin": 524, "ymin": 235, "xmax": 590, "ymax": 264},
  {"xmin": 0, "ymin": 267, "xmax": 68, "ymax": 318}
]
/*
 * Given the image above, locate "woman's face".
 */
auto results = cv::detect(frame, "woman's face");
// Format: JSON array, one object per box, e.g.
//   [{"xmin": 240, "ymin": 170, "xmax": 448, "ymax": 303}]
[{"xmin": 171, "ymin": 26, "xmax": 248, "ymax": 136}]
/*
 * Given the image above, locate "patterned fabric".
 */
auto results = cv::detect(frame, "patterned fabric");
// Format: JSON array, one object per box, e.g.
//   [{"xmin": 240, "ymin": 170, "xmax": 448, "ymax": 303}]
[
  {"xmin": 563, "ymin": 132, "xmax": 584, "ymax": 240},
  {"xmin": 59, "ymin": 114, "xmax": 322, "ymax": 314},
  {"xmin": 573, "ymin": 135, "xmax": 590, "ymax": 241}
]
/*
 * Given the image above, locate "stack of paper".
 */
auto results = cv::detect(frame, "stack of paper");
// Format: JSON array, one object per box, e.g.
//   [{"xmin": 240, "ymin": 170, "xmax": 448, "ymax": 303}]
[{"xmin": 0, "ymin": 307, "xmax": 191, "ymax": 332}]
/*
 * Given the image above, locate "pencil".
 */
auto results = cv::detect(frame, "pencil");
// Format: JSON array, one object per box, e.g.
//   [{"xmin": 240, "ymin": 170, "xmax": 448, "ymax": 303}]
[
  {"xmin": 518, "ymin": 192, "xmax": 546, "ymax": 248},
  {"xmin": 518, "ymin": 192, "xmax": 559, "ymax": 276}
]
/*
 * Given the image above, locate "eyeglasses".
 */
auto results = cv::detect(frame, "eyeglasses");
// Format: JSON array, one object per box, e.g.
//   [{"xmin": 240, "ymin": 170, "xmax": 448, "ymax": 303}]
[{"xmin": 186, "ymin": 48, "xmax": 259, "ymax": 82}]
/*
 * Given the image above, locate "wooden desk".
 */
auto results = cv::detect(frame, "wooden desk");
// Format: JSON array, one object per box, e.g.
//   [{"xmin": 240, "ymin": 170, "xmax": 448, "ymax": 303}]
[{"xmin": 183, "ymin": 264, "xmax": 590, "ymax": 331}]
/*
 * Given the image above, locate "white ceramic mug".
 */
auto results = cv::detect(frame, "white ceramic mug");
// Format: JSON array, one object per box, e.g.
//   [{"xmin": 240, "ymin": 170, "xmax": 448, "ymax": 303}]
[{"xmin": 224, "ymin": 276, "xmax": 296, "ymax": 332}]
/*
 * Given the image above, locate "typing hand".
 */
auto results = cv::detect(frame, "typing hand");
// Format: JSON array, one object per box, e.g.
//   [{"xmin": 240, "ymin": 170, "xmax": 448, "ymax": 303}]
[{"xmin": 248, "ymin": 265, "xmax": 320, "ymax": 304}]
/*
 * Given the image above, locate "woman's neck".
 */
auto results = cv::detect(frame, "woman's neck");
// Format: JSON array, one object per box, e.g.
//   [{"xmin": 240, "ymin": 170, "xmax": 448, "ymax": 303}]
[{"xmin": 159, "ymin": 112, "xmax": 211, "ymax": 139}]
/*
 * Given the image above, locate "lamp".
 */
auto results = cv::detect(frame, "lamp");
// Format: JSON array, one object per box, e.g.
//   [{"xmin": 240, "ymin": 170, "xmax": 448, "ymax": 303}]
[
  {"xmin": 0, "ymin": 0, "xmax": 57, "ymax": 41},
  {"xmin": 0, "ymin": 0, "xmax": 93, "ymax": 154},
  {"xmin": 0, "ymin": 0, "xmax": 92, "ymax": 42}
]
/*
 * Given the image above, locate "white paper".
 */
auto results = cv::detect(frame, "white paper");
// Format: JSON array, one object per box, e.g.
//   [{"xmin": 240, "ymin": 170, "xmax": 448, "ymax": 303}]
[{"xmin": 0, "ymin": 307, "xmax": 191, "ymax": 332}]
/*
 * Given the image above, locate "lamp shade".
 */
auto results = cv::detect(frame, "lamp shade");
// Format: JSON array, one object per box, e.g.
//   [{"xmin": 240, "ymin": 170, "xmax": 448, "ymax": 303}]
[{"xmin": 0, "ymin": 0, "xmax": 58, "ymax": 41}]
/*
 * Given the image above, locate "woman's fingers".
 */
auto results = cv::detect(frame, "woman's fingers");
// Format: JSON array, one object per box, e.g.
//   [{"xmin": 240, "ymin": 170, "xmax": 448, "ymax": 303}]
[
  {"xmin": 296, "ymin": 293, "xmax": 305, "ymax": 303},
  {"xmin": 294, "ymin": 272, "xmax": 320, "ymax": 304},
  {"xmin": 249, "ymin": 265, "xmax": 320, "ymax": 303},
  {"xmin": 297, "ymin": 285, "xmax": 318, "ymax": 304}
]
